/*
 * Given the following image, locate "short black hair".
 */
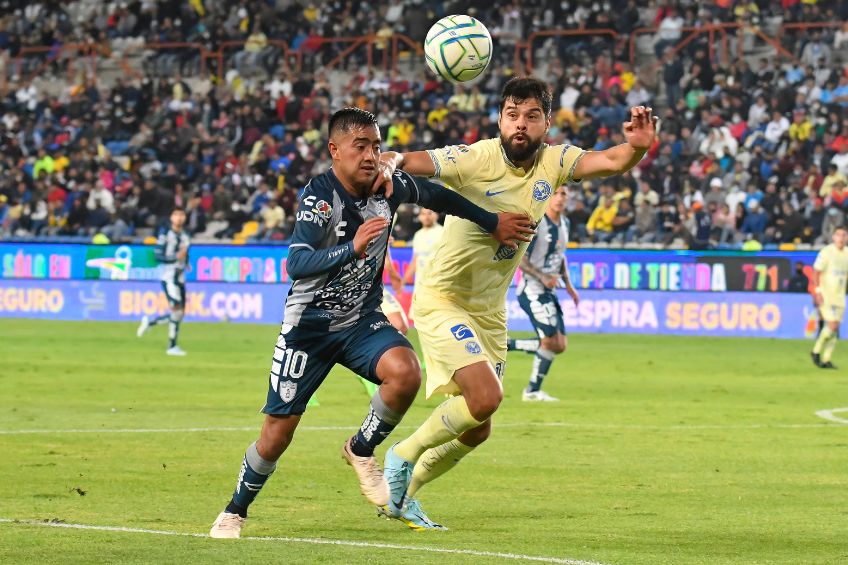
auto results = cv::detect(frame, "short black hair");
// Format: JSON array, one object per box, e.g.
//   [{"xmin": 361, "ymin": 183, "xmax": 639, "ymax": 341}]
[
  {"xmin": 172, "ymin": 206, "xmax": 186, "ymax": 213},
  {"xmin": 328, "ymin": 107, "xmax": 378, "ymax": 138},
  {"xmin": 499, "ymin": 77, "xmax": 552, "ymax": 116}
]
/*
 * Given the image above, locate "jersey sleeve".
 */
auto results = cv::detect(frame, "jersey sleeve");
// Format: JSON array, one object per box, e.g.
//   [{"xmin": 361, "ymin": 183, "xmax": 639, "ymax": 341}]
[
  {"xmin": 154, "ymin": 232, "xmax": 173, "ymax": 263},
  {"xmin": 425, "ymin": 141, "xmax": 490, "ymax": 190},
  {"xmin": 814, "ymin": 248, "xmax": 829, "ymax": 272},
  {"xmin": 286, "ymin": 188, "xmax": 355, "ymax": 280},
  {"xmin": 549, "ymin": 144, "xmax": 587, "ymax": 186}
]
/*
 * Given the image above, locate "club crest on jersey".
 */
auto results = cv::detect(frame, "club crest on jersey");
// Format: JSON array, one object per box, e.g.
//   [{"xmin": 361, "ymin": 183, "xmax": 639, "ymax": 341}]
[
  {"xmin": 532, "ymin": 180, "xmax": 553, "ymax": 202},
  {"xmin": 450, "ymin": 324, "xmax": 474, "ymax": 341},
  {"xmin": 465, "ymin": 340, "xmax": 482, "ymax": 355},
  {"xmin": 279, "ymin": 380, "xmax": 297, "ymax": 403},
  {"xmin": 313, "ymin": 200, "xmax": 332, "ymax": 219}
]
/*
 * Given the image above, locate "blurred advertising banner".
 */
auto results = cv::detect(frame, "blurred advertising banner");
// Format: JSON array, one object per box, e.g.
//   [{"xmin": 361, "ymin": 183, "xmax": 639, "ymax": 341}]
[
  {"xmin": 0, "ymin": 279, "xmax": 829, "ymax": 339},
  {"xmin": 0, "ymin": 242, "xmax": 821, "ymax": 293}
]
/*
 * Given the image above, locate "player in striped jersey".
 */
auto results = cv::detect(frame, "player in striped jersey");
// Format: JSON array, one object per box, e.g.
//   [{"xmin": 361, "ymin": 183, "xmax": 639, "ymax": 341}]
[
  {"xmin": 509, "ymin": 185, "xmax": 580, "ymax": 401},
  {"xmin": 208, "ymin": 108, "xmax": 534, "ymax": 538},
  {"xmin": 137, "ymin": 207, "xmax": 191, "ymax": 356}
]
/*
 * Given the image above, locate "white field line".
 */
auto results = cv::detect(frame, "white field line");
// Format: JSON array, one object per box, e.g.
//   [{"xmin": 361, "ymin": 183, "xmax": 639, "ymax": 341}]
[
  {"xmin": 0, "ymin": 419, "xmax": 842, "ymax": 435},
  {"xmin": 0, "ymin": 518, "xmax": 608, "ymax": 565},
  {"xmin": 814, "ymin": 407, "xmax": 848, "ymax": 425}
]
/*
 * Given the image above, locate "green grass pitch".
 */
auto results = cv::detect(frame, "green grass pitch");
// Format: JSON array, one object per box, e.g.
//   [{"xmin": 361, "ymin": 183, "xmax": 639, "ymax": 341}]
[{"xmin": 1, "ymin": 318, "xmax": 846, "ymax": 564}]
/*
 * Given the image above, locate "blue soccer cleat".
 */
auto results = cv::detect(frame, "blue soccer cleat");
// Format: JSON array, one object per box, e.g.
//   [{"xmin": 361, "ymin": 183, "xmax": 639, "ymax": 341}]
[
  {"xmin": 377, "ymin": 497, "xmax": 448, "ymax": 531},
  {"xmin": 382, "ymin": 443, "xmax": 413, "ymax": 518}
]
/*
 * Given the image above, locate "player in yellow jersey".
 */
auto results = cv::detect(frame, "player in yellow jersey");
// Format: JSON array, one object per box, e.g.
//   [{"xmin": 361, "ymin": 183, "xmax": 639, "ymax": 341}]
[
  {"xmin": 811, "ymin": 226, "xmax": 848, "ymax": 369},
  {"xmin": 403, "ymin": 207, "xmax": 444, "ymax": 319},
  {"xmin": 374, "ymin": 77, "xmax": 659, "ymax": 529}
]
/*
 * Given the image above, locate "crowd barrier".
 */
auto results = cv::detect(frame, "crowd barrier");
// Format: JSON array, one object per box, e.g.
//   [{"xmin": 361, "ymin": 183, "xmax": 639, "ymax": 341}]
[
  {"xmin": 0, "ymin": 278, "xmax": 829, "ymax": 339},
  {"xmin": 0, "ymin": 242, "xmax": 818, "ymax": 293}
]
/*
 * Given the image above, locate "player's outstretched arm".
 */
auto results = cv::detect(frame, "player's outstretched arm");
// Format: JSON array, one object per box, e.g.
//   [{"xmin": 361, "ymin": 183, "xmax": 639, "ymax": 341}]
[
  {"xmin": 573, "ymin": 106, "xmax": 659, "ymax": 180},
  {"xmin": 380, "ymin": 151, "xmax": 436, "ymax": 177},
  {"xmin": 412, "ymin": 176, "xmax": 535, "ymax": 249}
]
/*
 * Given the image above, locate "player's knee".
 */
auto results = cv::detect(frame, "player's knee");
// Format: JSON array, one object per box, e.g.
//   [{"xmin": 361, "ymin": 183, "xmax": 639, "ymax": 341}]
[
  {"xmin": 380, "ymin": 351, "xmax": 421, "ymax": 396},
  {"xmin": 171, "ymin": 308, "xmax": 184, "ymax": 322},
  {"xmin": 467, "ymin": 386, "xmax": 502, "ymax": 421},
  {"xmin": 542, "ymin": 336, "xmax": 565, "ymax": 354}
]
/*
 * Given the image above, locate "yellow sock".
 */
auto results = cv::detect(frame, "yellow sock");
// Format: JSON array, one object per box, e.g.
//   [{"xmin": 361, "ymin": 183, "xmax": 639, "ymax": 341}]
[
  {"xmin": 393, "ymin": 395, "xmax": 482, "ymax": 463},
  {"xmin": 407, "ymin": 439, "xmax": 475, "ymax": 498},
  {"xmin": 813, "ymin": 326, "xmax": 833, "ymax": 354},
  {"xmin": 822, "ymin": 334, "xmax": 838, "ymax": 363}
]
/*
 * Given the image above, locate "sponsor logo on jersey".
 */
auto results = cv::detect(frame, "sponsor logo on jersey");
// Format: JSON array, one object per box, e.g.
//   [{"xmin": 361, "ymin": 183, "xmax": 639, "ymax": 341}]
[
  {"xmin": 493, "ymin": 244, "xmax": 517, "ymax": 261},
  {"xmin": 465, "ymin": 340, "xmax": 482, "ymax": 354},
  {"xmin": 370, "ymin": 320, "xmax": 392, "ymax": 331},
  {"xmin": 450, "ymin": 323, "xmax": 474, "ymax": 340},
  {"xmin": 313, "ymin": 200, "xmax": 333, "ymax": 219},
  {"xmin": 532, "ymin": 180, "xmax": 553, "ymax": 202}
]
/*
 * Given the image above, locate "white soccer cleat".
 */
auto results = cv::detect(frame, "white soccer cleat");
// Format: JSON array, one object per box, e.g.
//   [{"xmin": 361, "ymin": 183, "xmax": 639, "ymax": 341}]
[
  {"xmin": 137, "ymin": 316, "xmax": 149, "ymax": 337},
  {"xmin": 342, "ymin": 438, "xmax": 390, "ymax": 506},
  {"xmin": 209, "ymin": 511, "xmax": 245, "ymax": 539},
  {"xmin": 522, "ymin": 389, "xmax": 559, "ymax": 402},
  {"xmin": 166, "ymin": 346, "xmax": 187, "ymax": 356}
]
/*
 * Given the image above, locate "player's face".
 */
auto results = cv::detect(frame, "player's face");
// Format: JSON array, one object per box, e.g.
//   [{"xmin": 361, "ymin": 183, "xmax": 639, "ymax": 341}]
[
  {"xmin": 498, "ymin": 97, "xmax": 549, "ymax": 164},
  {"xmin": 548, "ymin": 186, "xmax": 567, "ymax": 214},
  {"xmin": 833, "ymin": 228, "xmax": 847, "ymax": 249},
  {"xmin": 328, "ymin": 124, "xmax": 381, "ymax": 197},
  {"xmin": 418, "ymin": 208, "xmax": 437, "ymax": 227},
  {"xmin": 171, "ymin": 210, "xmax": 186, "ymax": 230}
]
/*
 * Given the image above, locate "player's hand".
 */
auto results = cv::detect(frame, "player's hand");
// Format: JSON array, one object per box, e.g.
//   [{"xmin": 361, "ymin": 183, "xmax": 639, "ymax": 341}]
[
  {"xmin": 542, "ymin": 274, "xmax": 559, "ymax": 289},
  {"xmin": 373, "ymin": 153, "xmax": 400, "ymax": 197},
  {"xmin": 352, "ymin": 217, "xmax": 390, "ymax": 256},
  {"xmin": 813, "ymin": 292, "xmax": 823, "ymax": 307},
  {"xmin": 623, "ymin": 106, "xmax": 659, "ymax": 151},
  {"xmin": 567, "ymin": 286, "xmax": 580, "ymax": 307},
  {"xmin": 176, "ymin": 249, "xmax": 187, "ymax": 260},
  {"xmin": 391, "ymin": 276, "xmax": 403, "ymax": 294},
  {"xmin": 494, "ymin": 212, "xmax": 535, "ymax": 250}
]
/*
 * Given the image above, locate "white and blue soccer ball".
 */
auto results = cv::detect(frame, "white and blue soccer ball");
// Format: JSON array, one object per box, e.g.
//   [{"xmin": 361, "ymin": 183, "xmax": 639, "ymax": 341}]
[{"xmin": 424, "ymin": 15, "xmax": 493, "ymax": 83}]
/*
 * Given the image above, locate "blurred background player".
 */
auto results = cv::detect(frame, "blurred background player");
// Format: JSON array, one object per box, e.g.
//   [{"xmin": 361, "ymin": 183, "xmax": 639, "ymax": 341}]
[
  {"xmin": 509, "ymin": 185, "xmax": 580, "ymax": 402},
  {"xmin": 377, "ymin": 78, "xmax": 658, "ymax": 529},
  {"xmin": 208, "ymin": 108, "xmax": 533, "ymax": 538},
  {"xmin": 811, "ymin": 226, "xmax": 848, "ymax": 369},
  {"xmin": 382, "ymin": 243, "xmax": 409, "ymax": 335},
  {"xmin": 403, "ymin": 207, "xmax": 445, "ymax": 320},
  {"xmin": 357, "ymin": 246, "xmax": 409, "ymax": 398},
  {"xmin": 137, "ymin": 207, "xmax": 190, "ymax": 356}
]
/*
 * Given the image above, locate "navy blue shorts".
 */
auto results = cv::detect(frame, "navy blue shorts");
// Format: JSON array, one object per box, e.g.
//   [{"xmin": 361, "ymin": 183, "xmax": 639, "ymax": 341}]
[
  {"xmin": 262, "ymin": 311, "xmax": 413, "ymax": 415},
  {"xmin": 517, "ymin": 289, "xmax": 566, "ymax": 338},
  {"xmin": 161, "ymin": 279, "xmax": 185, "ymax": 308}
]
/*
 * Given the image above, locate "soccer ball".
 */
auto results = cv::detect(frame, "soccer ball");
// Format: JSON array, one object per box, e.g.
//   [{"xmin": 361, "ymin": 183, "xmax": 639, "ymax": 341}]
[{"xmin": 424, "ymin": 15, "xmax": 492, "ymax": 83}]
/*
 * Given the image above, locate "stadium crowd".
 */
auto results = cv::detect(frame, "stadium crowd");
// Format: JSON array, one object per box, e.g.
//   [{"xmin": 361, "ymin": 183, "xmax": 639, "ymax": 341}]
[{"xmin": 0, "ymin": 0, "xmax": 847, "ymax": 249}]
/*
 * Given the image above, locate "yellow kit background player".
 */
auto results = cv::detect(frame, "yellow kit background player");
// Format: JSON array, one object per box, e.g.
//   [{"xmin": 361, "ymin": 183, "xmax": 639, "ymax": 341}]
[
  {"xmin": 376, "ymin": 77, "xmax": 659, "ymax": 529},
  {"xmin": 811, "ymin": 226, "xmax": 848, "ymax": 369},
  {"xmin": 403, "ymin": 207, "xmax": 444, "ymax": 319}
]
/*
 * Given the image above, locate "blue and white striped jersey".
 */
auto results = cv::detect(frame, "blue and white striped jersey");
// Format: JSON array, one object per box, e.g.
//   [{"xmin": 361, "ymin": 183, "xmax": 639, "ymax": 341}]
[
  {"xmin": 283, "ymin": 168, "xmax": 498, "ymax": 331},
  {"xmin": 517, "ymin": 213, "xmax": 569, "ymax": 296},
  {"xmin": 156, "ymin": 228, "xmax": 191, "ymax": 284}
]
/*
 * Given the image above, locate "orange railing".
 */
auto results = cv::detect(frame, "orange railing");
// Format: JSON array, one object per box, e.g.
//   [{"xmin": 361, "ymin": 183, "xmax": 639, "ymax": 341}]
[
  {"xmin": 4, "ymin": 22, "xmax": 844, "ymax": 96},
  {"xmin": 524, "ymin": 28, "xmax": 620, "ymax": 74}
]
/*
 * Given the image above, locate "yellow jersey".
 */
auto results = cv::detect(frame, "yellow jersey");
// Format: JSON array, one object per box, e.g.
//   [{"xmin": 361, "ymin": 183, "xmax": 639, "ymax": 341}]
[
  {"xmin": 814, "ymin": 244, "xmax": 848, "ymax": 307},
  {"xmin": 410, "ymin": 223, "xmax": 445, "ymax": 286},
  {"xmin": 417, "ymin": 138, "xmax": 585, "ymax": 316}
]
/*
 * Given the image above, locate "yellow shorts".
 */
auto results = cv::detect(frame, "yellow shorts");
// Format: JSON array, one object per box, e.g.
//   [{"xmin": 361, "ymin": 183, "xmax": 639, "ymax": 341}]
[
  {"xmin": 412, "ymin": 294, "xmax": 506, "ymax": 398},
  {"xmin": 381, "ymin": 289, "xmax": 408, "ymax": 323},
  {"xmin": 821, "ymin": 303, "xmax": 845, "ymax": 323}
]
